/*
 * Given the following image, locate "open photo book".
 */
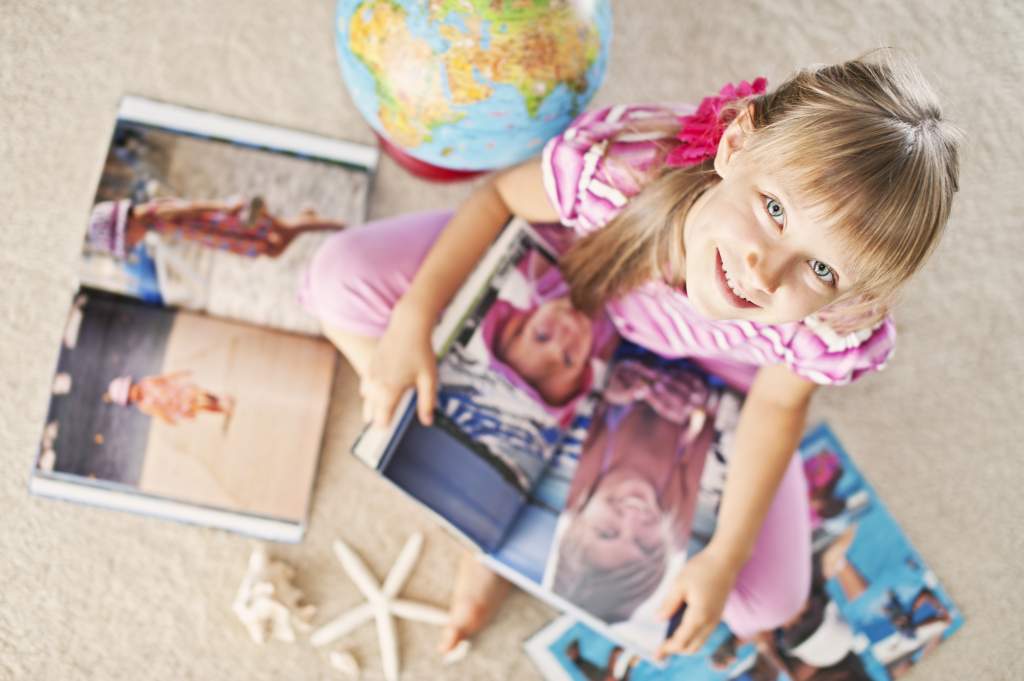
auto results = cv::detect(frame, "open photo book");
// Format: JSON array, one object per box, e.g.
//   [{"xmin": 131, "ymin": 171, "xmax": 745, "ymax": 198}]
[
  {"xmin": 523, "ymin": 424, "xmax": 965, "ymax": 681},
  {"xmin": 353, "ymin": 218, "xmax": 749, "ymax": 657},
  {"xmin": 30, "ymin": 96, "xmax": 377, "ymax": 541}
]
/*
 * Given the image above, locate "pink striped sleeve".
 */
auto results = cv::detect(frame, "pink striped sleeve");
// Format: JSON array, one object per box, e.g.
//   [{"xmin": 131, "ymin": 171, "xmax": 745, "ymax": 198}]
[
  {"xmin": 784, "ymin": 316, "xmax": 897, "ymax": 385},
  {"xmin": 541, "ymin": 104, "xmax": 680, "ymax": 236}
]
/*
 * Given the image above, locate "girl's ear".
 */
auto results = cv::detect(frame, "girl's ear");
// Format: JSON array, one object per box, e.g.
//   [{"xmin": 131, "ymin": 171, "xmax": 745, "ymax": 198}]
[{"xmin": 713, "ymin": 105, "xmax": 755, "ymax": 177}]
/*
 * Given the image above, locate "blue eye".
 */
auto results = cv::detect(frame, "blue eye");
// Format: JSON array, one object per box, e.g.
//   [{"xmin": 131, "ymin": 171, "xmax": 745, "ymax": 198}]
[
  {"xmin": 534, "ymin": 330, "xmax": 550, "ymax": 342},
  {"xmin": 563, "ymin": 352, "xmax": 574, "ymax": 368},
  {"xmin": 764, "ymin": 196, "xmax": 785, "ymax": 226},
  {"xmin": 808, "ymin": 259, "xmax": 836, "ymax": 286}
]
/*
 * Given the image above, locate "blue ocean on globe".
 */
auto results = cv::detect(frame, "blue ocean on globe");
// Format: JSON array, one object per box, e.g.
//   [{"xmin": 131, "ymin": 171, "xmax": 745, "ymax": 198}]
[{"xmin": 335, "ymin": 0, "xmax": 612, "ymax": 171}]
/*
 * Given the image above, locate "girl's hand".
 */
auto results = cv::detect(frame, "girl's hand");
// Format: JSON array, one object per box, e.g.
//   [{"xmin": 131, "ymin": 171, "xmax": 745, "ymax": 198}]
[
  {"xmin": 655, "ymin": 546, "xmax": 743, "ymax": 660},
  {"xmin": 361, "ymin": 299, "xmax": 438, "ymax": 429}
]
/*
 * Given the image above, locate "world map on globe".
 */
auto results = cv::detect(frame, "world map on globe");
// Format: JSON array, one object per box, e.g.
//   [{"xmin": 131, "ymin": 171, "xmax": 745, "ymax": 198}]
[{"xmin": 335, "ymin": 0, "xmax": 612, "ymax": 171}]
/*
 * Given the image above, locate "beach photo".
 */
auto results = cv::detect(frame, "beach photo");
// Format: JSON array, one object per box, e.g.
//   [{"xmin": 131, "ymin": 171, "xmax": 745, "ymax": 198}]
[
  {"xmin": 80, "ymin": 97, "xmax": 375, "ymax": 335},
  {"xmin": 38, "ymin": 289, "xmax": 336, "ymax": 522}
]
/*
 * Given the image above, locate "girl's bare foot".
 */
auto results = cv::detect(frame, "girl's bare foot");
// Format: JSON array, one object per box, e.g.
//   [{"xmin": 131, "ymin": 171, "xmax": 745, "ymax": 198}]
[{"xmin": 438, "ymin": 551, "xmax": 512, "ymax": 654}]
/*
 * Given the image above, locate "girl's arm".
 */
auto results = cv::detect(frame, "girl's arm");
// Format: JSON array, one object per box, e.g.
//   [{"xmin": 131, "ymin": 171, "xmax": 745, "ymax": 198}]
[
  {"xmin": 657, "ymin": 362, "xmax": 816, "ymax": 658},
  {"xmin": 398, "ymin": 158, "xmax": 557, "ymax": 324},
  {"xmin": 363, "ymin": 159, "xmax": 558, "ymax": 428},
  {"xmin": 706, "ymin": 363, "xmax": 816, "ymax": 568}
]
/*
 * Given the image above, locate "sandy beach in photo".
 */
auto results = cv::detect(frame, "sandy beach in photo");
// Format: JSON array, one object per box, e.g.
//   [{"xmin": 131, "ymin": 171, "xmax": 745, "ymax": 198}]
[{"xmin": 137, "ymin": 310, "xmax": 336, "ymax": 520}]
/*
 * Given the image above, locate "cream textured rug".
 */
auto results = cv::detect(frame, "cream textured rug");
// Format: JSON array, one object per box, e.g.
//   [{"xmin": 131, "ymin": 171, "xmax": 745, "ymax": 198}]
[{"xmin": 2, "ymin": 2, "xmax": 1021, "ymax": 679}]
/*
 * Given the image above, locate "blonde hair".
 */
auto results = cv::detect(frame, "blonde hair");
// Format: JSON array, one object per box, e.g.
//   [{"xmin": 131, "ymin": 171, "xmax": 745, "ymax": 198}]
[
  {"xmin": 561, "ymin": 51, "xmax": 962, "ymax": 332},
  {"xmin": 552, "ymin": 510, "xmax": 669, "ymax": 623},
  {"xmin": 551, "ymin": 400, "xmax": 685, "ymax": 622}
]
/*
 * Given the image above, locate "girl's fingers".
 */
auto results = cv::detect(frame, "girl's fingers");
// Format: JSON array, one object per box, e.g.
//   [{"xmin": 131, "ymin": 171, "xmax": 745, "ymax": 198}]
[
  {"xmin": 692, "ymin": 622, "xmax": 716, "ymax": 651},
  {"xmin": 373, "ymin": 386, "xmax": 402, "ymax": 429},
  {"xmin": 658, "ymin": 608, "xmax": 717, "ymax": 659},
  {"xmin": 659, "ymin": 610, "xmax": 700, "ymax": 659},
  {"xmin": 416, "ymin": 368, "xmax": 437, "ymax": 426},
  {"xmin": 680, "ymin": 621, "xmax": 716, "ymax": 654},
  {"xmin": 361, "ymin": 379, "xmax": 383, "ymax": 423},
  {"xmin": 658, "ymin": 579, "xmax": 688, "ymax": 620},
  {"xmin": 361, "ymin": 386, "xmax": 374, "ymax": 423}
]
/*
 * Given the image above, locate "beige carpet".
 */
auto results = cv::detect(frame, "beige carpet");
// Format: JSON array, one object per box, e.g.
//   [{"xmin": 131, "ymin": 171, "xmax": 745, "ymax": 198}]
[{"xmin": 2, "ymin": 1, "xmax": 1022, "ymax": 679}]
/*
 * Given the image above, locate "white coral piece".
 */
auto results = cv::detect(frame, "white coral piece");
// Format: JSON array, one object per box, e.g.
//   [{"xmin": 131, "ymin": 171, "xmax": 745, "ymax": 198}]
[
  {"xmin": 232, "ymin": 548, "xmax": 316, "ymax": 644},
  {"xmin": 442, "ymin": 639, "xmax": 471, "ymax": 666},
  {"xmin": 329, "ymin": 650, "xmax": 360, "ymax": 678}
]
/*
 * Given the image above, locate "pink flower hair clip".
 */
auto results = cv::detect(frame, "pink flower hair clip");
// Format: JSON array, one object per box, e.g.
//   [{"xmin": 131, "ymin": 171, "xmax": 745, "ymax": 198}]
[{"xmin": 664, "ymin": 77, "xmax": 768, "ymax": 168}]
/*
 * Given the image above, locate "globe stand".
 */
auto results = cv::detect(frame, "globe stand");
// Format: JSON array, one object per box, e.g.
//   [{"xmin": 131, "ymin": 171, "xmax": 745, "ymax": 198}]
[{"xmin": 375, "ymin": 133, "xmax": 485, "ymax": 183}]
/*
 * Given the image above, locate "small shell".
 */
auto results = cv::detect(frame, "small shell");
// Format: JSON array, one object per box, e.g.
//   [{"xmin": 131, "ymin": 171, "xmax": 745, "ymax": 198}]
[
  {"xmin": 38, "ymin": 448, "xmax": 56, "ymax": 472},
  {"xmin": 63, "ymin": 306, "xmax": 83, "ymax": 349},
  {"xmin": 52, "ymin": 373, "xmax": 73, "ymax": 395},
  {"xmin": 442, "ymin": 640, "xmax": 471, "ymax": 666},
  {"xmin": 43, "ymin": 421, "xmax": 59, "ymax": 446},
  {"xmin": 329, "ymin": 650, "xmax": 360, "ymax": 678}
]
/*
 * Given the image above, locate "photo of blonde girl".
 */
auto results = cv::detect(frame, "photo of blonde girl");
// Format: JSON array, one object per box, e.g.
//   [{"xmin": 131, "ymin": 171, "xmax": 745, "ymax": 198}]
[{"xmin": 546, "ymin": 360, "xmax": 715, "ymax": 629}]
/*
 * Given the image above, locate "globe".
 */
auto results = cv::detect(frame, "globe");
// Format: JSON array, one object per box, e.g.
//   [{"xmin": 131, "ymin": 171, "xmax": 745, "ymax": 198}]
[{"xmin": 335, "ymin": 0, "xmax": 612, "ymax": 178}]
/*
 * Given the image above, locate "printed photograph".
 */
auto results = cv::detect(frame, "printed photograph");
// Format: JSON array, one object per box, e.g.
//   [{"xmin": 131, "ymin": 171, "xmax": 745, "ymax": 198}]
[
  {"xmin": 543, "ymin": 358, "xmax": 720, "ymax": 651},
  {"xmin": 435, "ymin": 234, "xmax": 618, "ymax": 494},
  {"xmin": 36, "ymin": 289, "xmax": 336, "ymax": 522},
  {"xmin": 80, "ymin": 97, "xmax": 374, "ymax": 335}
]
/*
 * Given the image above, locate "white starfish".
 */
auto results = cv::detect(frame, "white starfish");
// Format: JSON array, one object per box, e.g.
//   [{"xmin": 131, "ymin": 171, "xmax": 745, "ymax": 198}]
[{"xmin": 311, "ymin": 532, "xmax": 450, "ymax": 681}]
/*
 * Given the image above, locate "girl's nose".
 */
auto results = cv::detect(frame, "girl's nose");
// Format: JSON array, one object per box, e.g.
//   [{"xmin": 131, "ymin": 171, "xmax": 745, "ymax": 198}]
[{"xmin": 745, "ymin": 250, "xmax": 784, "ymax": 294}]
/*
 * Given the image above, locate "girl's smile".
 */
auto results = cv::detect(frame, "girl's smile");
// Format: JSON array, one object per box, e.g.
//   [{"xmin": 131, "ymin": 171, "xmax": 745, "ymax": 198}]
[{"xmin": 715, "ymin": 249, "xmax": 760, "ymax": 309}]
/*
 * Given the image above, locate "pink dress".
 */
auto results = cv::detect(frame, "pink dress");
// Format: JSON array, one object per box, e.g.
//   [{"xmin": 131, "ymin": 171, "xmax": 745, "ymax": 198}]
[{"xmin": 132, "ymin": 372, "xmax": 207, "ymax": 424}]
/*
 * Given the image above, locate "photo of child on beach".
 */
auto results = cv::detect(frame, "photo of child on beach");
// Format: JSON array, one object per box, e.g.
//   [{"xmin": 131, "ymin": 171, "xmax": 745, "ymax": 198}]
[
  {"xmin": 36, "ymin": 289, "xmax": 336, "ymax": 523},
  {"xmin": 80, "ymin": 97, "xmax": 374, "ymax": 335}
]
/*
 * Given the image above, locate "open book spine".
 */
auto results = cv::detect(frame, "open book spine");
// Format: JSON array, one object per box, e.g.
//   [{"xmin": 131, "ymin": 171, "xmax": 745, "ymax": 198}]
[
  {"xmin": 29, "ymin": 474, "xmax": 305, "ymax": 543},
  {"xmin": 118, "ymin": 96, "xmax": 379, "ymax": 172}
]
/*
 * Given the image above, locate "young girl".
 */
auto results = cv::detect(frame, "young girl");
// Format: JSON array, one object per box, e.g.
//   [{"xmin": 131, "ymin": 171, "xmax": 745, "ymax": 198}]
[
  {"xmin": 104, "ymin": 372, "xmax": 234, "ymax": 426},
  {"xmin": 88, "ymin": 196, "xmax": 344, "ymax": 260},
  {"xmin": 300, "ymin": 53, "xmax": 960, "ymax": 658}
]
